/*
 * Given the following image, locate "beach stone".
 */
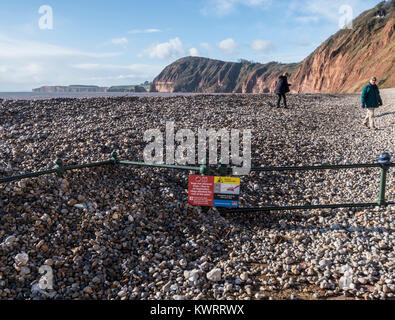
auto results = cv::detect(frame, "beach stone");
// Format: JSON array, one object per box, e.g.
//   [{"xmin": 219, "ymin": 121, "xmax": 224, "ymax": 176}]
[
  {"xmin": 67, "ymin": 199, "xmax": 77, "ymax": 206},
  {"xmin": 207, "ymin": 268, "xmax": 222, "ymax": 282},
  {"xmin": 240, "ymin": 273, "xmax": 249, "ymax": 281},
  {"xmin": 117, "ymin": 289, "xmax": 127, "ymax": 297},
  {"xmin": 92, "ymin": 276, "xmax": 101, "ymax": 284},
  {"xmin": 15, "ymin": 252, "xmax": 29, "ymax": 266},
  {"xmin": 319, "ymin": 259, "xmax": 332, "ymax": 268},
  {"xmin": 162, "ymin": 282, "xmax": 172, "ymax": 293},
  {"xmin": 179, "ymin": 259, "xmax": 187, "ymax": 268},
  {"xmin": 2, "ymin": 236, "xmax": 18, "ymax": 247},
  {"xmin": 20, "ymin": 267, "xmax": 30, "ymax": 276},
  {"xmin": 83, "ymin": 286, "xmax": 93, "ymax": 295},
  {"xmin": 170, "ymin": 284, "xmax": 179, "ymax": 291},
  {"xmin": 184, "ymin": 269, "xmax": 200, "ymax": 282}
]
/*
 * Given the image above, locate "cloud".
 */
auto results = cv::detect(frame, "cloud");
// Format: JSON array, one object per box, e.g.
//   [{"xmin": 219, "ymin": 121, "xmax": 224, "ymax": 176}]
[
  {"xmin": 200, "ymin": 42, "xmax": 212, "ymax": 50},
  {"xmin": 0, "ymin": 62, "xmax": 54, "ymax": 87},
  {"xmin": 0, "ymin": 34, "xmax": 122, "ymax": 59},
  {"xmin": 88, "ymin": 73, "xmax": 157, "ymax": 82},
  {"xmin": 129, "ymin": 28, "xmax": 162, "ymax": 34},
  {"xmin": 218, "ymin": 38, "xmax": 238, "ymax": 54},
  {"xmin": 71, "ymin": 63, "xmax": 164, "ymax": 85},
  {"xmin": 140, "ymin": 37, "xmax": 185, "ymax": 59},
  {"xmin": 188, "ymin": 48, "xmax": 200, "ymax": 56},
  {"xmin": 25, "ymin": 63, "xmax": 42, "ymax": 74},
  {"xmin": 101, "ymin": 37, "xmax": 129, "ymax": 48},
  {"xmin": 0, "ymin": 34, "xmax": 159, "ymax": 91},
  {"xmin": 202, "ymin": 0, "xmax": 272, "ymax": 16},
  {"xmin": 288, "ymin": 0, "xmax": 373, "ymax": 24},
  {"xmin": 71, "ymin": 63, "xmax": 162, "ymax": 74},
  {"xmin": 0, "ymin": 60, "xmax": 162, "ymax": 91},
  {"xmin": 251, "ymin": 40, "xmax": 274, "ymax": 53},
  {"xmin": 291, "ymin": 40, "xmax": 313, "ymax": 47},
  {"xmin": 202, "ymin": 0, "xmax": 234, "ymax": 16},
  {"xmin": 294, "ymin": 16, "xmax": 319, "ymax": 23},
  {"xmin": 110, "ymin": 37, "xmax": 129, "ymax": 46}
]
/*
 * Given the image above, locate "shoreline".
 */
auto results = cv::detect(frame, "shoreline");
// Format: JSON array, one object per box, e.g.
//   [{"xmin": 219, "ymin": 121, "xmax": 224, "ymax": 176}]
[
  {"xmin": 0, "ymin": 92, "xmax": 363, "ymax": 102},
  {"xmin": 1, "ymin": 88, "xmax": 394, "ymax": 101}
]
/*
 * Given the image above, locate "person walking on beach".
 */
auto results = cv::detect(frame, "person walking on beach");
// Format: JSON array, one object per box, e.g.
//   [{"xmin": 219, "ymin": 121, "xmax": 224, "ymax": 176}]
[
  {"xmin": 361, "ymin": 77, "xmax": 383, "ymax": 130},
  {"xmin": 274, "ymin": 73, "xmax": 291, "ymax": 108}
]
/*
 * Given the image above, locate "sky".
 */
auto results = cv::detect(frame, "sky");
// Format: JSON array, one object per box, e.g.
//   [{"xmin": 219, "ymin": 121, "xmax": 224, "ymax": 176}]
[{"xmin": 0, "ymin": 0, "xmax": 385, "ymax": 91}]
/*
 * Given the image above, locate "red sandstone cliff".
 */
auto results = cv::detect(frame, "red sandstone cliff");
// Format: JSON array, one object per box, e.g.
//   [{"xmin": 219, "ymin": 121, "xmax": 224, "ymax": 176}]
[
  {"xmin": 151, "ymin": 1, "xmax": 395, "ymax": 94},
  {"xmin": 292, "ymin": 1, "xmax": 395, "ymax": 93}
]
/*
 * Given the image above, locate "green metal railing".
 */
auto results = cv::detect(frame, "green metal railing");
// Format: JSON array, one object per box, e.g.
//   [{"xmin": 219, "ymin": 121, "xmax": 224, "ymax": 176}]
[
  {"xmin": 245, "ymin": 165, "xmax": 393, "ymax": 211},
  {"xmin": 0, "ymin": 152, "xmax": 201, "ymax": 184},
  {"xmin": 222, "ymin": 154, "xmax": 395, "ymax": 212},
  {"xmin": 0, "ymin": 151, "xmax": 393, "ymax": 212}
]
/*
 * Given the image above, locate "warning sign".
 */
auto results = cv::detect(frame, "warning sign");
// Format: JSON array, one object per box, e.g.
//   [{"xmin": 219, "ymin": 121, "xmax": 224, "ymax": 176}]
[
  {"xmin": 188, "ymin": 175, "xmax": 240, "ymax": 208},
  {"xmin": 188, "ymin": 175, "xmax": 214, "ymax": 206},
  {"xmin": 214, "ymin": 176, "xmax": 240, "ymax": 208},
  {"xmin": 214, "ymin": 177, "xmax": 240, "ymax": 184}
]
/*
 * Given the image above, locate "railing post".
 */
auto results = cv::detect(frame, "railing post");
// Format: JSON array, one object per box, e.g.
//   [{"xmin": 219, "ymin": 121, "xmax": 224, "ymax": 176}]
[
  {"xmin": 53, "ymin": 158, "xmax": 65, "ymax": 177},
  {"xmin": 378, "ymin": 152, "xmax": 391, "ymax": 206},
  {"xmin": 200, "ymin": 157, "xmax": 209, "ymax": 175},
  {"xmin": 110, "ymin": 151, "xmax": 118, "ymax": 164},
  {"xmin": 218, "ymin": 158, "xmax": 230, "ymax": 177}
]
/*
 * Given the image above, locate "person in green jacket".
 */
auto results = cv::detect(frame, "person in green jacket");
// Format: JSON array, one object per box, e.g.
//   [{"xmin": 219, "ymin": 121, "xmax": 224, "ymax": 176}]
[{"xmin": 361, "ymin": 77, "xmax": 383, "ymax": 130}]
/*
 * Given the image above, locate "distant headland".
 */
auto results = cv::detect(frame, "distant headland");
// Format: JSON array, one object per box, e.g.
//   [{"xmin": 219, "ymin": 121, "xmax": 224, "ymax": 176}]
[{"xmin": 33, "ymin": 82, "xmax": 151, "ymax": 93}]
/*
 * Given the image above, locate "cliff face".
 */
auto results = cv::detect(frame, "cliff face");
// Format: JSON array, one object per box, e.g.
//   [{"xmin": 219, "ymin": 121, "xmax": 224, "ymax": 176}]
[
  {"xmin": 151, "ymin": 1, "xmax": 395, "ymax": 94},
  {"xmin": 292, "ymin": 0, "xmax": 395, "ymax": 93},
  {"xmin": 151, "ymin": 58, "xmax": 300, "ymax": 93}
]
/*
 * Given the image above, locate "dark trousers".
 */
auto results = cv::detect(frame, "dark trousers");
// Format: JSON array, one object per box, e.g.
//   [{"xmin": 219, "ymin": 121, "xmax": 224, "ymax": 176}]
[{"xmin": 277, "ymin": 94, "xmax": 287, "ymax": 108}]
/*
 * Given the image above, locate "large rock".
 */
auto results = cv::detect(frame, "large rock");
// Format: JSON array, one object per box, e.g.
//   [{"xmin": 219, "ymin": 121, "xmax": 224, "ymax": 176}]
[
  {"xmin": 206, "ymin": 268, "xmax": 222, "ymax": 282},
  {"xmin": 184, "ymin": 269, "xmax": 200, "ymax": 282}
]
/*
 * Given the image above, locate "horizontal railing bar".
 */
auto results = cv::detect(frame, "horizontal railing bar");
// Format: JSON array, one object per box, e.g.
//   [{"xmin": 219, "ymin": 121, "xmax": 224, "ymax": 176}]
[
  {"xmin": 118, "ymin": 160, "xmax": 201, "ymax": 171},
  {"xmin": 0, "ymin": 161, "xmax": 114, "ymax": 184},
  {"xmin": 0, "ymin": 169, "xmax": 59, "ymax": 183},
  {"xmin": 251, "ymin": 163, "xmax": 395, "ymax": 172},
  {"xmin": 1, "ymin": 162, "xmax": 394, "ymax": 183},
  {"xmin": 219, "ymin": 202, "xmax": 383, "ymax": 212},
  {"xmin": 65, "ymin": 160, "xmax": 114, "ymax": 170}
]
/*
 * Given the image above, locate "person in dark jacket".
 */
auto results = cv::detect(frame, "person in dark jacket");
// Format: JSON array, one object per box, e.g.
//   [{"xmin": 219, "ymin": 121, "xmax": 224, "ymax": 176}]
[
  {"xmin": 361, "ymin": 77, "xmax": 383, "ymax": 130},
  {"xmin": 274, "ymin": 73, "xmax": 291, "ymax": 108}
]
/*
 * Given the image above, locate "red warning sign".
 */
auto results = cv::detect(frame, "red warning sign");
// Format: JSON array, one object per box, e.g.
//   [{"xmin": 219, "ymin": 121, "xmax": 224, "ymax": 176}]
[{"xmin": 188, "ymin": 175, "xmax": 215, "ymax": 206}]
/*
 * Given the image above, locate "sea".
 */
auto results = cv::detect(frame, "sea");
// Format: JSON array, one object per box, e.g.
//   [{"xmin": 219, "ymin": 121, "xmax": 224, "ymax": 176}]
[{"xmin": 0, "ymin": 92, "xmax": 205, "ymax": 100}]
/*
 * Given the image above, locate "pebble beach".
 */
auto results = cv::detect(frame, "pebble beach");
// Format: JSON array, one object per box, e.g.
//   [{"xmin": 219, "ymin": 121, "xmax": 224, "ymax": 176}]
[{"xmin": 0, "ymin": 90, "xmax": 394, "ymax": 300}]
